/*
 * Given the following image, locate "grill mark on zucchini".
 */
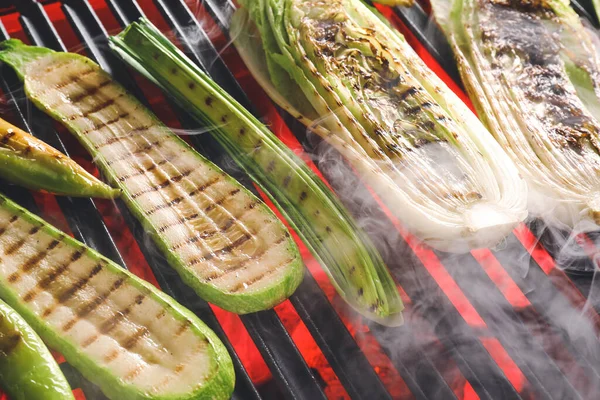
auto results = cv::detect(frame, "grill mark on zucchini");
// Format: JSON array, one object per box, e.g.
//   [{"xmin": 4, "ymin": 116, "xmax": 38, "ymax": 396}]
[
  {"xmin": 0, "ymin": 215, "xmax": 19, "ymax": 237},
  {"xmin": 157, "ymin": 213, "xmax": 200, "ymax": 233},
  {"xmin": 106, "ymin": 139, "xmax": 164, "ymax": 166},
  {"xmin": 69, "ymin": 79, "xmax": 111, "ymax": 103},
  {"xmin": 82, "ymin": 288, "xmax": 144, "ymax": 349},
  {"xmin": 0, "ymin": 130, "xmax": 15, "ymax": 145},
  {"xmin": 130, "ymin": 170, "xmax": 194, "ymax": 199},
  {"xmin": 5, "ymin": 236, "xmax": 29, "ymax": 256},
  {"xmin": 122, "ymin": 326, "xmax": 149, "ymax": 350},
  {"xmin": 124, "ymin": 363, "xmax": 146, "ymax": 382},
  {"xmin": 81, "ymin": 95, "xmax": 123, "ymax": 118},
  {"xmin": 98, "ymin": 294, "xmax": 145, "ymax": 335},
  {"xmin": 204, "ymin": 189, "xmax": 242, "ymax": 214},
  {"xmin": 191, "ymin": 234, "xmax": 252, "ymax": 267},
  {"xmin": 151, "ymin": 340, "xmax": 208, "ymax": 392},
  {"xmin": 170, "ymin": 202, "xmax": 267, "ymax": 253},
  {"xmin": 44, "ymin": 60, "xmax": 82, "ymax": 74},
  {"xmin": 231, "ymin": 258, "xmax": 294, "ymax": 293},
  {"xmin": 175, "ymin": 320, "xmax": 192, "ymax": 337},
  {"xmin": 118, "ymin": 159, "xmax": 169, "ymax": 182},
  {"xmin": 6, "ymin": 229, "xmax": 56, "ymax": 284},
  {"xmin": 206, "ymin": 236, "xmax": 288, "ymax": 283},
  {"xmin": 104, "ymin": 348, "xmax": 120, "ymax": 363},
  {"xmin": 96, "ymin": 133, "xmax": 136, "ymax": 150},
  {"xmin": 50, "ymin": 68, "xmax": 96, "ymax": 92},
  {"xmin": 60, "ymin": 276, "xmax": 123, "ymax": 332},
  {"xmin": 145, "ymin": 175, "xmax": 222, "ymax": 216}
]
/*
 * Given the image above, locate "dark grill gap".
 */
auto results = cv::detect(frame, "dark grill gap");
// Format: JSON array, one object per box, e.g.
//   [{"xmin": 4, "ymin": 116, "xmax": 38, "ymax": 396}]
[{"xmin": 0, "ymin": 0, "xmax": 598, "ymax": 399}]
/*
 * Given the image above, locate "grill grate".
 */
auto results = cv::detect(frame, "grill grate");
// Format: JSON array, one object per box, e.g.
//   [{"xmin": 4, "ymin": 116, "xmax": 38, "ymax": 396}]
[{"xmin": 0, "ymin": 0, "xmax": 599, "ymax": 399}]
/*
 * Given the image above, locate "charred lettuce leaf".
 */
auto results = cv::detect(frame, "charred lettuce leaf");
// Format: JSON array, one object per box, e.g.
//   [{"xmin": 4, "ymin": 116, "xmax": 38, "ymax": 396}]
[
  {"xmin": 233, "ymin": 0, "xmax": 528, "ymax": 252},
  {"xmin": 432, "ymin": 0, "xmax": 600, "ymax": 228}
]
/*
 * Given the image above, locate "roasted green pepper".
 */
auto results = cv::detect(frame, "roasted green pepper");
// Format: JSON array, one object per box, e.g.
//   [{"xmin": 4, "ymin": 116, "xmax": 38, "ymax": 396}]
[
  {"xmin": 0, "ymin": 117, "xmax": 119, "ymax": 198},
  {"xmin": 0, "ymin": 298, "xmax": 74, "ymax": 400}
]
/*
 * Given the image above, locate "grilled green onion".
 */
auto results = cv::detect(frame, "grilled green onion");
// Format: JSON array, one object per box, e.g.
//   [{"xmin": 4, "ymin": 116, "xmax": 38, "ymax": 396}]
[
  {"xmin": 0, "ymin": 193, "xmax": 234, "ymax": 400},
  {"xmin": 431, "ymin": 0, "xmax": 600, "ymax": 228},
  {"xmin": 0, "ymin": 298, "xmax": 74, "ymax": 400},
  {"xmin": 0, "ymin": 116, "xmax": 119, "ymax": 199},
  {"xmin": 0, "ymin": 39, "xmax": 303, "ymax": 315},
  {"xmin": 109, "ymin": 18, "xmax": 404, "ymax": 325},
  {"xmin": 231, "ymin": 0, "xmax": 528, "ymax": 252}
]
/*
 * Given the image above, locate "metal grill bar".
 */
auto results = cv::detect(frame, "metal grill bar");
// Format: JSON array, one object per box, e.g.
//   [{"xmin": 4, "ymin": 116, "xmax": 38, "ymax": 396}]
[
  {"xmin": 573, "ymin": 0, "xmax": 599, "ymax": 25},
  {"xmin": 438, "ymin": 252, "xmax": 581, "ymax": 400}
]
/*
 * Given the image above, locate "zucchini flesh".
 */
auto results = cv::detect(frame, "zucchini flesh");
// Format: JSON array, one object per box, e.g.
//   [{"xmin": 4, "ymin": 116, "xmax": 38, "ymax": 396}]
[
  {"xmin": 109, "ymin": 19, "xmax": 404, "ymax": 325},
  {"xmin": 0, "ymin": 193, "xmax": 234, "ymax": 400},
  {"xmin": 0, "ymin": 39, "xmax": 303, "ymax": 315},
  {"xmin": 0, "ymin": 298, "xmax": 74, "ymax": 400}
]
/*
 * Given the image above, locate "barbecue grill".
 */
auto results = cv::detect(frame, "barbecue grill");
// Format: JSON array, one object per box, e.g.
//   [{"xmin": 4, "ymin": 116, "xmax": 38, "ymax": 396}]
[{"xmin": 0, "ymin": 0, "xmax": 599, "ymax": 399}]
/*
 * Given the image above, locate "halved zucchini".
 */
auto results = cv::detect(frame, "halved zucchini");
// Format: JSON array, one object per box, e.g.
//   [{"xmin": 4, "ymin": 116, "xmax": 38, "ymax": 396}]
[
  {"xmin": 0, "ymin": 39, "xmax": 303, "ymax": 314},
  {"xmin": 0, "ymin": 193, "xmax": 234, "ymax": 399}
]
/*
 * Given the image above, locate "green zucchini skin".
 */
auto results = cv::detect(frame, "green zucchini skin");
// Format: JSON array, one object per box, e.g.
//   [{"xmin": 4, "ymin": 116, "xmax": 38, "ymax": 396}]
[
  {"xmin": 0, "ymin": 298, "xmax": 74, "ymax": 400},
  {"xmin": 0, "ymin": 193, "xmax": 234, "ymax": 400},
  {"xmin": 0, "ymin": 39, "xmax": 304, "ymax": 315},
  {"xmin": 0, "ymin": 117, "xmax": 120, "ymax": 199}
]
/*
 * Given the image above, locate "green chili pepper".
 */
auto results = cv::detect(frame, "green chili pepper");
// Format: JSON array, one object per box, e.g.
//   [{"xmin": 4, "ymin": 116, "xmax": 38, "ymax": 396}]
[
  {"xmin": 0, "ymin": 298, "xmax": 74, "ymax": 400},
  {"xmin": 0, "ymin": 117, "xmax": 119, "ymax": 199}
]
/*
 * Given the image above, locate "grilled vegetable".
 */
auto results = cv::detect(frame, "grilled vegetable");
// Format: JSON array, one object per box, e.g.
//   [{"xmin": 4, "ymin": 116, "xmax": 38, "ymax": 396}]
[
  {"xmin": 0, "ymin": 298, "xmax": 74, "ymax": 400},
  {"xmin": 230, "ymin": 0, "xmax": 528, "ymax": 252},
  {"xmin": 431, "ymin": 0, "xmax": 600, "ymax": 228},
  {"xmin": 0, "ymin": 116, "xmax": 119, "ymax": 198},
  {"xmin": 0, "ymin": 192, "xmax": 234, "ymax": 400},
  {"xmin": 0, "ymin": 39, "xmax": 303, "ymax": 315},
  {"xmin": 108, "ymin": 19, "xmax": 404, "ymax": 325},
  {"xmin": 372, "ymin": 0, "xmax": 414, "ymax": 5},
  {"xmin": 592, "ymin": 0, "xmax": 600, "ymax": 24}
]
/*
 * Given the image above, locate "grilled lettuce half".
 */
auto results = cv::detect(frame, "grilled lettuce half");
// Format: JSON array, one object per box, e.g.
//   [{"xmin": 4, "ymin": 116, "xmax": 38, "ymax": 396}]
[
  {"xmin": 231, "ymin": 0, "xmax": 528, "ymax": 252},
  {"xmin": 431, "ymin": 0, "xmax": 600, "ymax": 229}
]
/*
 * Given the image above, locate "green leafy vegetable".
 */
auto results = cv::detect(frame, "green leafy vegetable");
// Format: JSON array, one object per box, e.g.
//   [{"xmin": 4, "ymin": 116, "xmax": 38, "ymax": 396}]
[
  {"xmin": 432, "ymin": 0, "xmax": 600, "ymax": 228},
  {"xmin": 231, "ymin": 0, "xmax": 528, "ymax": 252}
]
